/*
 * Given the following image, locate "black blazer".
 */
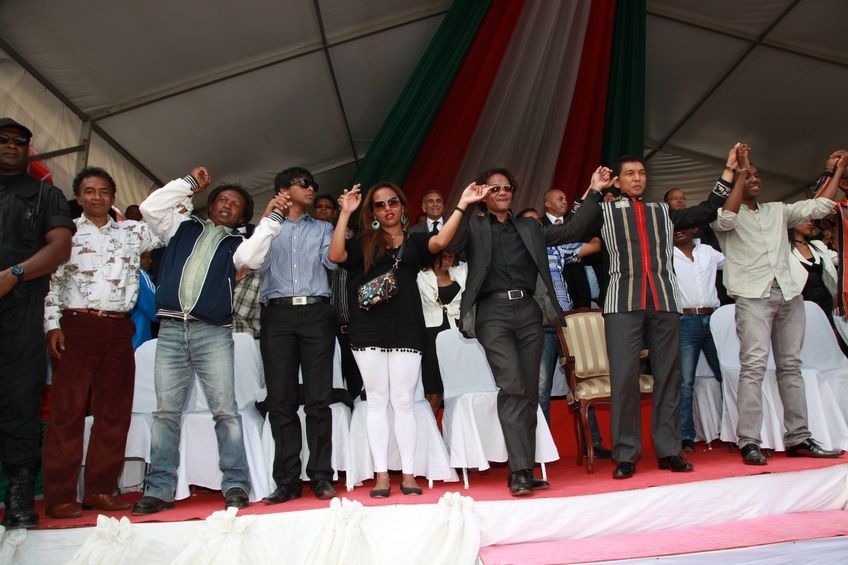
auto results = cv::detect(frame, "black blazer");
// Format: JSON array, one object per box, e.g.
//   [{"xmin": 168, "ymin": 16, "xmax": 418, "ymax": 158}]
[{"xmin": 446, "ymin": 191, "xmax": 603, "ymax": 337}]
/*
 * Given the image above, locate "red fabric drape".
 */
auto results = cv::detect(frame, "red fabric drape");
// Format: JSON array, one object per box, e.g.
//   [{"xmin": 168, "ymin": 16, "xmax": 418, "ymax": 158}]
[
  {"xmin": 402, "ymin": 0, "xmax": 526, "ymax": 222},
  {"xmin": 550, "ymin": 0, "xmax": 616, "ymax": 202}
]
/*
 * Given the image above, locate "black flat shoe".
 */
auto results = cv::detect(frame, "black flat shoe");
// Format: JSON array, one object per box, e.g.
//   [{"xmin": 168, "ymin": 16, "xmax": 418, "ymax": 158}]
[
  {"xmin": 658, "ymin": 455, "xmax": 694, "ymax": 472},
  {"xmin": 508, "ymin": 470, "xmax": 533, "ymax": 496},
  {"xmin": 131, "ymin": 496, "xmax": 175, "ymax": 516},
  {"xmin": 613, "ymin": 462, "xmax": 635, "ymax": 479},
  {"xmin": 311, "ymin": 479, "xmax": 337, "ymax": 500},
  {"xmin": 740, "ymin": 443, "xmax": 767, "ymax": 466},
  {"xmin": 369, "ymin": 486, "xmax": 391, "ymax": 498},
  {"xmin": 786, "ymin": 438, "xmax": 845, "ymax": 459},
  {"xmin": 224, "ymin": 487, "xmax": 250, "ymax": 509},
  {"xmin": 263, "ymin": 485, "xmax": 302, "ymax": 505},
  {"xmin": 400, "ymin": 485, "xmax": 423, "ymax": 496}
]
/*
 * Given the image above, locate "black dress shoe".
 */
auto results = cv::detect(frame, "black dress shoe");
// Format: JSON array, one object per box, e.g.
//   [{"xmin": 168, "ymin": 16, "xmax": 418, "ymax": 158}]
[
  {"xmin": 681, "ymin": 439, "xmax": 695, "ymax": 453},
  {"xmin": 613, "ymin": 462, "xmax": 635, "ymax": 479},
  {"xmin": 224, "ymin": 487, "xmax": 250, "ymax": 509},
  {"xmin": 311, "ymin": 479, "xmax": 337, "ymax": 500},
  {"xmin": 263, "ymin": 485, "xmax": 302, "ymax": 505},
  {"xmin": 592, "ymin": 444, "xmax": 613, "ymax": 460},
  {"xmin": 508, "ymin": 470, "xmax": 533, "ymax": 496},
  {"xmin": 658, "ymin": 455, "xmax": 694, "ymax": 472},
  {"xmin": 786, "ymin": 438, "xmax": 845, "ymax": 458},
  {"xmin": 131, "ymin": 496, "xmax": 175, "ymax": 516},
  {"xmin": 740, "ymin": 443, "xmax": 767, "ymax": 466}
]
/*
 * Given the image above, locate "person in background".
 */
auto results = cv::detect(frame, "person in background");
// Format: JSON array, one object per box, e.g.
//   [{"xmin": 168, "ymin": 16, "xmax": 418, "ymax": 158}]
[
  {"xmin": 0, "ymin": 117, "xmax": 74, "ymax": 529},
  {"xmin": 330, "ymin": 180, "xmax": 488, "ymax": 498},
  {"xmin": 312, "ymin": 194, "xmax": 338, "ymax": 224},
  {"xmin": 517, "ymin": 208, "xmax": 542, "ymax": 224},
  {"xmin": 409, "ymin": 189, "xmax": 446, "ymax": 235},
  {"xmin": 131, "ymin": 250, "xmax": 158, "ymax": 350},
  {"xmin": 417, "ymin": 251, "xmax": 467, "ymax": 416}
]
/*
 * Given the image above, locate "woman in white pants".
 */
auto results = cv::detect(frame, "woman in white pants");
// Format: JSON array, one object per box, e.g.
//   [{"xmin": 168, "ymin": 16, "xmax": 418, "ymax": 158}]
[{"xmin": 329, "ymin": 181, "xmax": 487, "ymax": 497}]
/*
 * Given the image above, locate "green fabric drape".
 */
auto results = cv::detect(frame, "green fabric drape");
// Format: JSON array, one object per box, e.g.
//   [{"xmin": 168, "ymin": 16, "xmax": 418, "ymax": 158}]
[
  {"xmin": 600, "ymin": 0, "xmax": 646, "ymax": 166},
  {"xmin": 352, "ymin": 0, "xmax": 491, "ymax": 189}
]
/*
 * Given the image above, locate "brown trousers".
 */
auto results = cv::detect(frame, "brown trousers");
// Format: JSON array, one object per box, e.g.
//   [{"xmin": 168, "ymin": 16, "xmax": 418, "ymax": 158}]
[{"xmin": 42, "ymin": 314, "xmax": 135, "ymax": 505}]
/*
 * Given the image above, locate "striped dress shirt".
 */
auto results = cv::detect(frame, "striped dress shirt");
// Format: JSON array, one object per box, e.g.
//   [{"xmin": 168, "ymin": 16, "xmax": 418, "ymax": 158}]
[{"xmin": 259, "ymin": 213, "xmax": 336, "ymax": 302}]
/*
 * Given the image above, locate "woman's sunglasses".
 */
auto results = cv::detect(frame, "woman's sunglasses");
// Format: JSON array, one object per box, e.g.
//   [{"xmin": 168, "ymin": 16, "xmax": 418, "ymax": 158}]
[{"xmin": 373, "ymin": 197, "xmax": 401, "ymax": 210}]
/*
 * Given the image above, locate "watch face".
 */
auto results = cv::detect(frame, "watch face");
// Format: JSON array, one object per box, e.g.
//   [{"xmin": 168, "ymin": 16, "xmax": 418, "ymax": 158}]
[{"xmin": 10, "ymin": 265, "xmax": 23, "ymax": 277}]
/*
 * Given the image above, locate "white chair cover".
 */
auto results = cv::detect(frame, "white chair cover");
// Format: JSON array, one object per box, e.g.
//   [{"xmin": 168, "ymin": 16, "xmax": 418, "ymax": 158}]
[
  {"xmin": 693, "ymin": 353, "xmax": 722, "ymax": 444},
  {"xmin": 712, "ymin": 302, "xmax": 848, "ymax": 451},
  {"xmin": 437, "ymin": 330, "xmax": 559, "ymax": 471}
]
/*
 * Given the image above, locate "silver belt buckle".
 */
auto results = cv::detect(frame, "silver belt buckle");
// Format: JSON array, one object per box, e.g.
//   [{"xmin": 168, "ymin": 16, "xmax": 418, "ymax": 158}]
[
  {"xmin": 292, "ymin": 296, "xmax": 307, "ymax": 306},
  {"xmin": 507, "ymin": 290, "xmax": 524, "ymax": 300}
]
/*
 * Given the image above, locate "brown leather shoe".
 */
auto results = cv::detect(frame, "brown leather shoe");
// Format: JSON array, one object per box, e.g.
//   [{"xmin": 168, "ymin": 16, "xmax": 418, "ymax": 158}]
[
  {"xmin": 82, "ymin": 494, "xmax": 132, "ymax": 511},
  {"xmin": 46, "ymin": 502, "xmax": 82, "ymax": 519}
]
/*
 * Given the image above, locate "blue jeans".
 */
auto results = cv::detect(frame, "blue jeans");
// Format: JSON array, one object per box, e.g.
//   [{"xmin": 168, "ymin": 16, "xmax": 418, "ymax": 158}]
[
  {"xmin": 144, "ymin": 319, "xmax": 250, "ymax": 501},
  {"xmin": 539, "ymin": 326, "xmax": 603, "ymax": 444},
  {"xmin": 679, "ymin": 314, "xmax": 722, "ymax": 442}
]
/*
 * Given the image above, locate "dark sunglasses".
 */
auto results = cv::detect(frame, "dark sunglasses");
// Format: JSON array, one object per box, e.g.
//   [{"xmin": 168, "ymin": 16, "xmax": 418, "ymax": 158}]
[
  {"xmin": 373, "ymin": 197, "xmax": 401, "ymax": 210},
  {"xmin": 489, "ymin": 184, "xmax": 515, "ymax": 194},
  {"xmin": 0, "ymin": 134, "xmax": 30, "ymax": 146},
  {"xmin": 290, "ymin": 177, "xmax": 319, "ymax": 190}
]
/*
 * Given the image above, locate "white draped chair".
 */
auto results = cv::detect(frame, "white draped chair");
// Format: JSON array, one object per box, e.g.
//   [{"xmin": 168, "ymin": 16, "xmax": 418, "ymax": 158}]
[
  {"xmin": 693, "ymin": 353, "xmax": 722, "ymax": 446},
  {"xmin": 437, "ymin": 329, "xmax": 559, "ymax": 489},
  {"xmin": 124, "ymin": 333, "xmax": 271, "ymax": 502},
  {"xmin": 712, "ymin": 302, "xmax": 848, "ymax": 451},
  {"xmin": 260, "ymin": 339, "xmax": 354, "ymax": 491},
  {"xmin": 346, "ymin": 360, "xmax": 459, "ymax": 490}
]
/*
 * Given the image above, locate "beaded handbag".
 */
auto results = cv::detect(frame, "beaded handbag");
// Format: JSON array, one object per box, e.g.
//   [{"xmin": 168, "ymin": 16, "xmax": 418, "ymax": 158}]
[{"xmin": 357, "ymin": 241, "xmax": 405, "ymax": 310}]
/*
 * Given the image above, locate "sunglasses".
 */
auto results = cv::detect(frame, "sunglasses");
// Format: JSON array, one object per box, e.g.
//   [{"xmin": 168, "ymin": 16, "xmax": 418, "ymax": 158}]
[
  {"xmin": 0, "ymin": 134, "xmax": 30, "ymax": 146},
  {"xmin": 373, "ymin": 197, "xmax": 401, "ymax": 210},
  {"xmin": 489, "ymin": 184, "xmax": 515, "ymax": 194},
  {"xmin": 290, "ymin": 177, "xmax": 319, "ymax": 190}
]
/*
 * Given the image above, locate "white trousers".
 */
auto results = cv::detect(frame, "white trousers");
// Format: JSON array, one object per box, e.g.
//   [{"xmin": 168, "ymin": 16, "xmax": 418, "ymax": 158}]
[{"xmin": 352, "ymin": 349, "xmax": 420, "ymax": 474}]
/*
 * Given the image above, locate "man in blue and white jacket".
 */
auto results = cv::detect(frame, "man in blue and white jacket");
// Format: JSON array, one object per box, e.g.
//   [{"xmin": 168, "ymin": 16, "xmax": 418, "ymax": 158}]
[{"xmin": 133, "ymin": 166, "xmax": 289, "ymax": 515}]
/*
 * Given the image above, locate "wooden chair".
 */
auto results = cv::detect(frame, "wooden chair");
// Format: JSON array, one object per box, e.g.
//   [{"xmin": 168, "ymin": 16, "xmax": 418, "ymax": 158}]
[{"xmin": 556, "ymin": 309, "xmax": 653, "ymax": 473}]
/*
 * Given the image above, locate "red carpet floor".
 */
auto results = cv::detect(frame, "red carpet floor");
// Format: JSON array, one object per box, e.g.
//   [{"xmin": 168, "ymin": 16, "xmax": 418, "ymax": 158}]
[{"xmin": 36, "ymin": 399, "xmax": 848, "ymax": 531}]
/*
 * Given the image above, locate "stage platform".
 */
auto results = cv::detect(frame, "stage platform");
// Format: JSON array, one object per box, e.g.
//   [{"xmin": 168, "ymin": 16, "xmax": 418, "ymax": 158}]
[{"xmin": 3, "ymin": 445, "xmax": 847, "ymax": 564}]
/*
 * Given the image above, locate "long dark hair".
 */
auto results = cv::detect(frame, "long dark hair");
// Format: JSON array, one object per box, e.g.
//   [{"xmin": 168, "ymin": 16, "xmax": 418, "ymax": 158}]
[{"xmin": 359, "ymin": 182, "xmax": 410, "ymax": 272}]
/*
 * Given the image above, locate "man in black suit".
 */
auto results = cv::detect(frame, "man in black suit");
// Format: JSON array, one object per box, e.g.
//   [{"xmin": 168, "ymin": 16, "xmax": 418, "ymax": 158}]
[
  {"xmin": 447, "ymin": 167, "xmax": 604, "ymax": 495},
  {"xmin": 408, "ymin": 189, "xmax": 446, "ymax": 235}
]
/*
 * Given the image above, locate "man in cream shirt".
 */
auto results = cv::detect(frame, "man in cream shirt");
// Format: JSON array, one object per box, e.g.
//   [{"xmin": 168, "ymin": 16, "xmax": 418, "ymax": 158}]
[{"xmin": 712, "ymin": 145, "xmax": 844, "ymax": 465}]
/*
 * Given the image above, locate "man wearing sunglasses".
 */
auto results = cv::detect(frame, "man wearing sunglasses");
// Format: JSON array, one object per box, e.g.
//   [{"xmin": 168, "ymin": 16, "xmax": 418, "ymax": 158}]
[
  {"xmin": 0, "ymin": 117, "xmax": 75, "ymax": 528},
  {"xmin": 447, "ymin": 167, "xmax": 604, "ymax": 496},
  {"xmin": 259, "ymin": 167, "xmax": 338, "ymax": 504}
]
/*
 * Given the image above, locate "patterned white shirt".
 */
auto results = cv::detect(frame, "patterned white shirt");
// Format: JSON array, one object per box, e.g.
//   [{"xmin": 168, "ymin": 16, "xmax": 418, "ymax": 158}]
[{"xmin": 44, "ymin": 215, "xmax": 162, "ymax": 331}]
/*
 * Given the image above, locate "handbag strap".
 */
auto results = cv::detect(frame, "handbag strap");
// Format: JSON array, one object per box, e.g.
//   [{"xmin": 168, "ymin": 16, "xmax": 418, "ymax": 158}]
[{"xmin": 390, "ymin": 238, "xmax": 407, "ymax": 269}]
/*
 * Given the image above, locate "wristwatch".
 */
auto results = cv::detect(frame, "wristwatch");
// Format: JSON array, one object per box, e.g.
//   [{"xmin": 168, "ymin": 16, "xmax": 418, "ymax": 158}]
[{"xmin": 9, "ymin": 264, "xmax": 24, "ymax": 283}]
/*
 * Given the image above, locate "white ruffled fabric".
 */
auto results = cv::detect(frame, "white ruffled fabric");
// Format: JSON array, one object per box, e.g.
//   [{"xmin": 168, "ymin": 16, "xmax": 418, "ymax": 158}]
[
  {"xmin": 304, "ymin": 497, "xmax": 364, "ymax": 565},
  {"xmin": 0, "ymin": 526, "xmax": 27, "ymax": 563},
  {"xmin": 171, "ymin": 508, "xmax": 267, "ymax": 565},
  {"xmin": 410, "ymin": 493, "xmax": 479, "ymax": 565}
]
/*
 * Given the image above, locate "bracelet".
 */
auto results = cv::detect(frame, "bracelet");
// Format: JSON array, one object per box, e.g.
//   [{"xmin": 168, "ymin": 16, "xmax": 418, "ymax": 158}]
[
  {"xmin": 455, "ymin": 206, "xmax": 466, "ymax": 215},
  {"xmin": 823, "ymin": 170, "xmax": 835, "ymax": 178},
  {"xmin": 734, "ymin": 167, "xmax": 750, "ymax": 174}
]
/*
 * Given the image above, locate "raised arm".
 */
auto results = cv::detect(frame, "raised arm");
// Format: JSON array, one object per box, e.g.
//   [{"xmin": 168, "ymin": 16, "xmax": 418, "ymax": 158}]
[
  {"xmin": 329, "ymin": 184, "xmax": 361, "ymax": 264},
  {"xmin": 139, "ymin": 166, "xmax": 211, "ymax": 244},
  {"xmin": 673, "ymin": 144, "xmax": 746, "ymax": 229},
  {"xmin": 544, "ymin": 166, "xmax": 609, "ymax": 246},
  {"xmin": 233, "ymin": 192, "xmax": 290, "ymax": 271},
  {"xmin": 814, "ymin": 150, "xmax": 847, "ymax": 202},
  {"xmin": 428, "ymin": 182, "xmax": 490, "ymax": 253}
]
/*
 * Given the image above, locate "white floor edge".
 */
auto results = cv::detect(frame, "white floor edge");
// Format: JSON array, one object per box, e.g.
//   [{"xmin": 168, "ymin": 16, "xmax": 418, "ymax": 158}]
[{"xmin": 5, "ymin": 464, "xmax": 846, "ymax": 565}]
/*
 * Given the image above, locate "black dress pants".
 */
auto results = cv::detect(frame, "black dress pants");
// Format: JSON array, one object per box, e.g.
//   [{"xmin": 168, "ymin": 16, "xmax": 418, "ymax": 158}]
[
  {"xmin": 0, "ymin": 283, "xmax": 46, "ymax": 470},
  {"xmin": 260, "ymin": 302, "xmax": 335, "ymax": 487},
  {"xmin": 475, "ymin": 297, "xmax": 544, "ymax": 472}
]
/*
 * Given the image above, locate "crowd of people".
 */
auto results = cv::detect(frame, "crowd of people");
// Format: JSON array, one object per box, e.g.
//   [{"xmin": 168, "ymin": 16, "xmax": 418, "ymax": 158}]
[{"xmin": 1, "ymin": 115, "xmax": 846, "ymax": 529}]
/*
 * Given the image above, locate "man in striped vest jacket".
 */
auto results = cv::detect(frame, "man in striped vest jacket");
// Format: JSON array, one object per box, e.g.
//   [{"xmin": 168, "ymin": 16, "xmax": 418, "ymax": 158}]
[{"xmin": 586, "ymin": 150, "xmax": 743, "ymax": 479}]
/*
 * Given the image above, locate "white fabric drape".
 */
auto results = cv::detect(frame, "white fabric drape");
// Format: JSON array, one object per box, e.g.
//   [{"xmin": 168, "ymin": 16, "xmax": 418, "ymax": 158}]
[
  {"xmin": 303, "ymin": 498, "xmax": 365, "ymax": 565},
  {"xmin": 0, "ymin": 526, "xmax": 27, "ymax": 564},
  {"xmin": 410, "ymin": 493, "xmax": 479, "ymax": 565},
  {"xmin": 449, "ymin": 1, "xmax": 591, "ymax": 211},
  {"xmin": 171, "ymin": 508, "xmax": 268, "ymax": 565}
]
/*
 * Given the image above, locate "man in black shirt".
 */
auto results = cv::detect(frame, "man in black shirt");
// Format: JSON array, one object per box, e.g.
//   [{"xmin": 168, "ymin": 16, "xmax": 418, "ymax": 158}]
[
  {"xmin": 448, "ymin": 167, "xmax": 602, "ymax": 496},
  {"xmin": 0, "ymin": 117, "xmax": 74, "ymax": 528}
]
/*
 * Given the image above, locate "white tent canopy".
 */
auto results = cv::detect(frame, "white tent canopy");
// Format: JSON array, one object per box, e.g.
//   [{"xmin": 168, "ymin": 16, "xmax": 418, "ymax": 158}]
[{"xmin": 1, "ymin": 0, "xmax": 846, "ymax": 215}]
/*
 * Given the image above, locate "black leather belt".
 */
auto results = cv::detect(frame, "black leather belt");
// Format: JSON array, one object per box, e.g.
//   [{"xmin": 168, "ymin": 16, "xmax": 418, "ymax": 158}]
[
  {"xmin": 485, "ymin": 289, "xmax": 533, "ymax": 301},
  {"xmin": 267, "ymin": 296, "xmax": 329, "ymax": 306}
]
